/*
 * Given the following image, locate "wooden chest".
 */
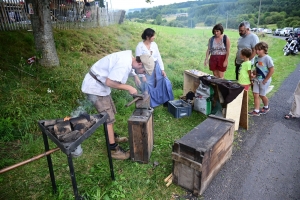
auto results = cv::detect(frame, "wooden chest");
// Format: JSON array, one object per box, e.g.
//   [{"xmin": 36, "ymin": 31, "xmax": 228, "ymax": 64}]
[
  {"xmin": 172, "ymin": 115, "xmax": 234, "ymax": 196},
  {"xmin": 128, "ymin": 108, "xmax": 154, "ymax": 163}
]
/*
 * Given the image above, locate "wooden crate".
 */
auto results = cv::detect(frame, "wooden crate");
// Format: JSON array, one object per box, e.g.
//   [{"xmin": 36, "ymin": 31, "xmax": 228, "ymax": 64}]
[
  {"xmin": 172, "ymin": 115, "xmax": 235, "ymax": 196},
  {"xmin": 128, "ymin": 108, "xmax": 153, "ymax": 163}
]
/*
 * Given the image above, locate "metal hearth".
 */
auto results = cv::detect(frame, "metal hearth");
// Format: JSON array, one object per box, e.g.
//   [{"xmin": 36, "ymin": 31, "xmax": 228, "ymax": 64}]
[{"xmin": 38, "ymin": 112, "xmax": 114, "ymax": 200}]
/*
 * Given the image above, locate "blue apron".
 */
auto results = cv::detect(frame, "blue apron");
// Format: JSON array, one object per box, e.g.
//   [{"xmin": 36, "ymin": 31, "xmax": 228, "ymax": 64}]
[{"xmin": 142, "ymin": 62, "xmax": 174, "ymax": 107}]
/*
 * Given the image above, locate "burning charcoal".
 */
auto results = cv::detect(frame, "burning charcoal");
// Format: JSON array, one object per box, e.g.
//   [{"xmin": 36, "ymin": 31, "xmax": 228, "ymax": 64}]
[
  {"xmin": 79, "ymin": 113, "xmax": 90, "ymax": 121},
  {"xmin": 54, "ymin": 121, "xmax": 72, "ymax": 138},
  {"xmin": 59, "ymin": 130, "xmax": 81, "ymax": 142},
  {"xmin": 73, "ymin": 123, "xmax": 88, "ymax": 135},
  {"xmin": 86, "ymin": 120, "xmax": 96, "ymax": 128},
  {"xmin": 43, "ymin": 120, "xmax": 57, "ymax": 127},
  {"xmin": 73, "ymin": 123, "xmax": 85, "ymax": 130},
  {"xmin": 56, "ymin": 119, "xmax": 64, "ymax": 123},
  {"xmin": 70, "ymin": 116, "xmax": 88, "ymax": 128}
]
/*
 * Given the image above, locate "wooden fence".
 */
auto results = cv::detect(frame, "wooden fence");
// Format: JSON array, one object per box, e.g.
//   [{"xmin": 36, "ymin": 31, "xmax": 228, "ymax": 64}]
[{"xmin": 0, "ymin": 0, "xmax": 126, "ymax": 31}]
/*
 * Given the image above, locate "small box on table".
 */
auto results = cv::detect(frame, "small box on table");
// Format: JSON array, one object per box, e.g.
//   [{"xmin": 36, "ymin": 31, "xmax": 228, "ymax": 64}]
[
  {"xmin": 172, "ymin": 115, "xmax": 235, "ymax": 196},
  {"xmin": 128, "ymin": 108, "xmax": 153, "ymax": 164},
  {"xmin": 168, "ymin": 100, "xmax": 192, "ymax": 118}
]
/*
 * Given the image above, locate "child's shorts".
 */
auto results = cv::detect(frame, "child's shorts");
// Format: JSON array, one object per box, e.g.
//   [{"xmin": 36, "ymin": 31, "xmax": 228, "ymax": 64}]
[
  {"xmin": 252, "ymin": 79, "xmax": 271, "ymax": 96},
  {"xmin": 241, "ymin": 84, "xmax": 250, "ymax": 91}
]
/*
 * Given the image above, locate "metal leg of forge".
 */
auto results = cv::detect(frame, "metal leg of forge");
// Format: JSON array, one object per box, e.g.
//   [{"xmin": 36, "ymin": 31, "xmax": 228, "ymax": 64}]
[
  {"xmin": 67, "ymin": 154, "xmax": 80, "ymax": 199},
  {"xmin": 42, "ymin": 131, "xmax": 57, "ymax": 193},
  {"xmin": 42, "ymin": 121, "xmax": 115, "ymax": 199},
  {"xmin": 104, "ymin": 122, "xmax": 115, "ymax": 180}
]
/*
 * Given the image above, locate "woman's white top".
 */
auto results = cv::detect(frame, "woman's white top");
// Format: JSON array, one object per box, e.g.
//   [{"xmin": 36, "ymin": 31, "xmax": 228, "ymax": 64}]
[{"xmin": 135, "ymin": 41, "xmax": 164, "ymax": 70}]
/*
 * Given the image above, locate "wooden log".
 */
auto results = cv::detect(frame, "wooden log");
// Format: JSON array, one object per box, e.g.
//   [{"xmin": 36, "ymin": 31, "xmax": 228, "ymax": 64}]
[
  {"xmin": 164, "ymin": 173, "xmax": 172, "ymax": 183},
  {"xmin": 53, "ymin": 121, "xmax": 71, "ymax": 137},
  {"xmin": 60, "ymin": 130, "xmax": 81, "ymax": 142},
  {"xmin": 43, "ymin": 119, "xmax": 57, "ymax": 127},
  {"xmin": 69, "ymin": 115, "xmax": 89, "ymax": 127},
  {"xmin": 166, "ymin": 179, "xmax": 172, "ymax": 187}
]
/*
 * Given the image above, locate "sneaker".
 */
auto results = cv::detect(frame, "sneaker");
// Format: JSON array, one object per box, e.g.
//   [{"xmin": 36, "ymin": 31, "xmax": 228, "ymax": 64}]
[
  {"xmin": 114, "ymin": 133, "xmax": 128, "ymax": 143},
  {"xmin": 260, "ymin": 107, "xmax": 270, "ymax": 114},
  {"xmin": 111, "ymin": 145, "xmax": 130, "ymax": 160},
  {"xmin": 248, "ymin": 110, "xmax": 260, "ymax": 116}
]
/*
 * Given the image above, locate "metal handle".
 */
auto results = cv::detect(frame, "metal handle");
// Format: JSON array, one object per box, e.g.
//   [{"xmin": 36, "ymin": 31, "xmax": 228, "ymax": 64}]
[{"xmin": 126, "ymin": 97, "xmax": 141, "ymax": 107}]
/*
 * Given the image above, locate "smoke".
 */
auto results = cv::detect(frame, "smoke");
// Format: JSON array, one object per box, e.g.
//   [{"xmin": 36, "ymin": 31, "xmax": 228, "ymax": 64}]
[{"xmin": 70, "ymin": 98, "xmax": 94, "ymax": 117}]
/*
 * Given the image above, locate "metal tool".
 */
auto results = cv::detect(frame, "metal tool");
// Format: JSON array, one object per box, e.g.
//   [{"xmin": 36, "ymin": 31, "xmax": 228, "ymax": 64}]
[{"xmin": 126, "ymin": 94, "xmax": 150, "ymax": 109}]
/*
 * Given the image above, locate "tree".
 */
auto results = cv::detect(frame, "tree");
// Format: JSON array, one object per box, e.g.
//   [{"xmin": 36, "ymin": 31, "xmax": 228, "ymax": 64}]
[
  {"xmin": 27, "ymin": 0, "xmax": 59, "ymax": 67},
  {"xmin": 99, "ymin": 0, "xmax": 105, "ymax": 8},
  {"xmin": 155, "ymin": 15, "xmax": 162, "ymax": 25}
]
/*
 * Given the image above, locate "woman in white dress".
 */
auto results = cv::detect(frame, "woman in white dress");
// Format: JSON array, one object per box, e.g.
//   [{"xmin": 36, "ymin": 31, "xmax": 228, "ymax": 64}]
[{"xmin": 134, "ymin": 28, "xmax": 173, "ymax": 107}]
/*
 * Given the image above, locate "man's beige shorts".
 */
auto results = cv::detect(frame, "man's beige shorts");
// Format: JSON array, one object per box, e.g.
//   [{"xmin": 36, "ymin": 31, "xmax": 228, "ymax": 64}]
[{"xmin": 86, "ymin": 94, "xmax": 116, "ymax": 124}]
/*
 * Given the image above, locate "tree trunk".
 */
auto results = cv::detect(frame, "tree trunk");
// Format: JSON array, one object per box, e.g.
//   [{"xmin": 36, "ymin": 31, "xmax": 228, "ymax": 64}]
[{"xmin": 28, "ymin": 0, "xmax": 59, "ymax": 67}]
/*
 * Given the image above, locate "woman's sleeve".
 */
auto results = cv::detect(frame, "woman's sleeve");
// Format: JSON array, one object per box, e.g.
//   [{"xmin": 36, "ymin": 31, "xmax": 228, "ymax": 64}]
[
  {"xmin": 154, "ymin": 42, "xmax": 164, "ymax": 70},
  {"xmin": 135, "ymin": 42, "xmax": 145, "ymax": 77},
  {"xmin": 135, "ymin": 42, "xmax": 142, "ymax": 56}
]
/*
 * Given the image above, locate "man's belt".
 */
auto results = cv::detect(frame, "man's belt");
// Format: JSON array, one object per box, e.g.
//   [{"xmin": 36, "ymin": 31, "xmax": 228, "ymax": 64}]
[{"xmin": 89, "ymin": 70, "xmax": 103, "ymax": 84}]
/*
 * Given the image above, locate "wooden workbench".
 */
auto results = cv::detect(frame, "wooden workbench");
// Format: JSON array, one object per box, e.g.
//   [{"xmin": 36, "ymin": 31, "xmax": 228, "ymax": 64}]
[{"xmin": 183, "ymin": 70, "xmax": 248, "ymax": 130}]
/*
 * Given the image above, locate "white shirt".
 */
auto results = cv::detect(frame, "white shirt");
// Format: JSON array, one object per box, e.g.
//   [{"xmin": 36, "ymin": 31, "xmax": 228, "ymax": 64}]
[
  {"xmin": 236, "ymin": 32, "xmax": 259, "ymax": 65},
  {"xmin": 135, "ymin": 41, "xmax": 164, "ymax": 70},
  {"xmin": 81, "ymin": 50, "xmax": 133, "ymax": 96}
]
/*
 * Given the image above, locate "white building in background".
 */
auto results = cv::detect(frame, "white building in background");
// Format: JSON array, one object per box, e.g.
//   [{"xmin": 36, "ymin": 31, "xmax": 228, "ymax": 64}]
[{"xmin": 176, "ymin": 13, "xmax": 188, "ymax": 17}]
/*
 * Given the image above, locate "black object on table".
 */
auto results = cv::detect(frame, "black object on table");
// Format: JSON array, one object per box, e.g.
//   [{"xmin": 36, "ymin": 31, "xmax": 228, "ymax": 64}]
[
  {"xmin": 199, "ymin": 76, "xmax": 244, "ymax": 104},
  {"xmin": 38, "ymin": 112, "xmax": 114, "ymax": 200}
]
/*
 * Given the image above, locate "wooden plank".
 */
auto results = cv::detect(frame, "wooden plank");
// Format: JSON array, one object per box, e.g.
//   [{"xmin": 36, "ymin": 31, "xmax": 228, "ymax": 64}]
[
  {"xmin": 172, "ymin": 152, "xmax": 202, "ymax": 171},
  {"xmin": 183, "ymin": 70, "xmax": 210, "ymax": 95},
  {"xmin": 239, "ymin": 90, "xmax": 249, "ymax": 130},
  {"xmin": 225, "ymin": 90, "xmax": 244, "ymax": 131},
  {"xmin": 199, "ymin": 146, "xmax": 233, "ymax": 195},
  {"xmin": 173, "ymin": 162, "xmax": 195, "ymax": 191}
]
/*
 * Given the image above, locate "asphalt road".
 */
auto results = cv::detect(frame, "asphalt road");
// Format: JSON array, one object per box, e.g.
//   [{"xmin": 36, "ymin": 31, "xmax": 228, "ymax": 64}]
[{"xmin": 202, "ymin": 63, "xmax": 300, "ymax": 199}]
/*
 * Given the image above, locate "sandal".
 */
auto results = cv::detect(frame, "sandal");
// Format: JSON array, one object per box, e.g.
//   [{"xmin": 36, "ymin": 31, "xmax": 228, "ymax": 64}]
[{"xmin": 284, "ymin": 114, "xmax": 296, "ymax": 120}]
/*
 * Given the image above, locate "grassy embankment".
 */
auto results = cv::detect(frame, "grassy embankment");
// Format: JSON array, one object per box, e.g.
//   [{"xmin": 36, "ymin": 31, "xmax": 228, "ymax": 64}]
[{"xmin": 0, "ymin": 21, "xmax": 299, "ymax": 199}]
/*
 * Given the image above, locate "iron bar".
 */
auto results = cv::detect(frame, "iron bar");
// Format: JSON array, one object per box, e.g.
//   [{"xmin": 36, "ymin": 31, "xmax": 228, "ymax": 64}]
[
  {"xmin": 0, "ymin": 147, "xmax": 60, "ymax": 174},
  {"xmin": 42, "ymin": 131, "xmax": 57, "ymax": 194},
  {"xmin": 67, "ymin": 154, "xmax": 80, "ymax": 199},
  {"xmin": 104, "ymin": 122, "xmax": 115, "ymax": 180}
]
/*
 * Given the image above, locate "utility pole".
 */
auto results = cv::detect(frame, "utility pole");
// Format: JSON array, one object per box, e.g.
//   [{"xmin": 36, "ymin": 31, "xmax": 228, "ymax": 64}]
[
  {"xmin": 226, "ymin": 12, "xmax": 228, "ymax": 29},
  {"xmin": 257, "ymin": 0, "xmax": 261, "ymax": 31}
]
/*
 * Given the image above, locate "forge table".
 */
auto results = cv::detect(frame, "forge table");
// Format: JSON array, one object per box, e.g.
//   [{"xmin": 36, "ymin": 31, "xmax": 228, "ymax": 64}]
[{"xmin": 38, "ymin": 112, "xmax": 114, "ymax": 200}]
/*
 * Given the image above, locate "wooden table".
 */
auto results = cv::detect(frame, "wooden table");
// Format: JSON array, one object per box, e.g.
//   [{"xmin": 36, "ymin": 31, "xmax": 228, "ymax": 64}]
[{"xmin": 183, "ymin": 69, "xmax": 248, "ymax": 130}]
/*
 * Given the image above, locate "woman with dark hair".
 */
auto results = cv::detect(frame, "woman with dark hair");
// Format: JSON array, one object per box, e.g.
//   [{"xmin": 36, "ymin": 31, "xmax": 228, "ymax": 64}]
[
  {"xmin": 136, "ymin": 28, "xmax": 166, "ymax": 77},
  {"xmin": 134, "ymin": 28, "xmax": 174, "ymax": 107},
  {"xmin": 204, "ymin": 23, "xmax": 231, "ymax": 78}
]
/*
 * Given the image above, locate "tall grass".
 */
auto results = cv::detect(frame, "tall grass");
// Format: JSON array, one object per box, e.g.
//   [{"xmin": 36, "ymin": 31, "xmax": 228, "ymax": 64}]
[{"xmin": 0, "ymin": 22, "xmax": 299, "ymax": 199}]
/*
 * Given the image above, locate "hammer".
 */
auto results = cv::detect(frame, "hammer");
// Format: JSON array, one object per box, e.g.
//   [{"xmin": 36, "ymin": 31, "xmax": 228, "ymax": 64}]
[{"xmin": 125, "ymin": 94, "xmax": 144, "ymax": 107}]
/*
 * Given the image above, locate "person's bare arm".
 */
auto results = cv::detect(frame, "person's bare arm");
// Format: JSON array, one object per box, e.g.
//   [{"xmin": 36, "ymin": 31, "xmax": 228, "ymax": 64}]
[
  {"xmin": 105, "ymin": 78, "xmax": 137, "ymax": 95},
  {"xmin": 223, "ymin": 36, "xmax": 230, "ymax": 67},
  {"xmin": 204, "ymin": 39, "xmax": 211, "ymax": 66},
  {"xmin": 262, "ymin": 67, "xmax": 274, "ymax": 85}
]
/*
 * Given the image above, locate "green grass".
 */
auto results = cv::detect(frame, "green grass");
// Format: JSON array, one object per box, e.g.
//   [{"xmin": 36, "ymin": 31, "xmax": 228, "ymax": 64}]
[{"xmin": 0, "ymin": 22, "xmax": 299, "ymax": 199}]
